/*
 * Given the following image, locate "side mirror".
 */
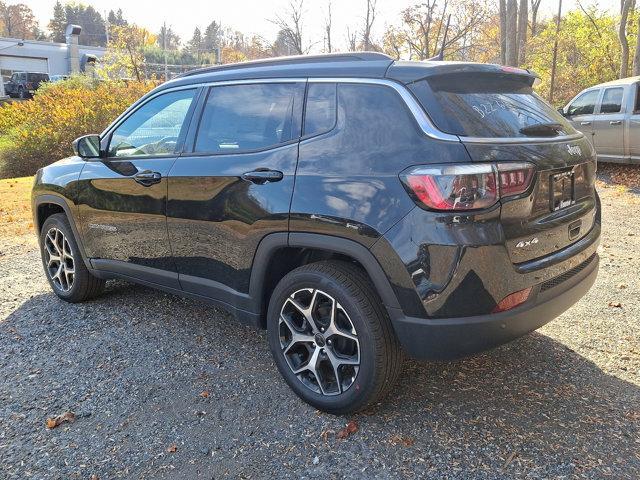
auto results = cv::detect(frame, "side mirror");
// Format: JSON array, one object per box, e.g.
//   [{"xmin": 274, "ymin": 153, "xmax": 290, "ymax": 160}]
[
  {"xmin": 72, "ymin": 134, "xmax": 102, "ymax": 159},
  {"xmin": 557, "ymin": 107, "xmax": 566, "ymax": 117}
]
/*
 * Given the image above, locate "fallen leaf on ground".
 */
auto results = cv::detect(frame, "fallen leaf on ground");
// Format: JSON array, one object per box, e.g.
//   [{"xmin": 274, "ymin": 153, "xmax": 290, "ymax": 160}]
[
  {"xmin": 199, "ymin": 390, "xmax": 209, "ymax": 398},
  {"xmin": 45, "ymin": 411, "xmax": 75, "ymax": 429},
  {"xmin": 336, "ymin": 420, "xmax": 358, "ymax": 439},
  {"xmin": 503, "ymin": 451, "xmax": 517, "ymax": 469},
  {"xmin": 166, "ymin": 444, "xmax": 177, "ymax": 453},
  {"xmin": 608, "ymin": 302, "xmax": 623, "ymax": 308},
  {"xmin": 389, "ymin": 434, "xmax": 415, "ymax": 447},
  {"xmin": 320, "ymin": 429, "xmax": 333, "ymax": 442}
]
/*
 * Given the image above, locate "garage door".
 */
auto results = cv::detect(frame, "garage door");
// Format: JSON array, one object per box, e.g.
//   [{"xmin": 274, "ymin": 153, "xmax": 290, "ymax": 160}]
[{"xmin": 0, "ymin": 55, "xmax": 48, "ymax": 73}]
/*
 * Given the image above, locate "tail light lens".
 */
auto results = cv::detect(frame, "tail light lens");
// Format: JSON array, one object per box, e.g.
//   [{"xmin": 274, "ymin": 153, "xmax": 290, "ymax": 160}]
[{"xmin": 402, "ymin": 162, "xmax": 535, "ymax": 211}]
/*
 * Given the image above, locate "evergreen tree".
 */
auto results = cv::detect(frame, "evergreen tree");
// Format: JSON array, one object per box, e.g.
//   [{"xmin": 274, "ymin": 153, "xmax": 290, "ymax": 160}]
[
  {"xmin": 64, "ymin": 4, "xmax": 107, "ymax": 46},
  {"xmin": 107, "ymin": 9, "xmax": 128, "ymax": 28},
  {"xmin": 203, "ymin": 20, "xmax": 222, "ymax": 52},
  {"xmin": 187, "ymin": 27, "xmax": 203, "ymax": 62},
  {"xmin": 48, "ymin": 0, "xmax": 66, "ymax": 43}
]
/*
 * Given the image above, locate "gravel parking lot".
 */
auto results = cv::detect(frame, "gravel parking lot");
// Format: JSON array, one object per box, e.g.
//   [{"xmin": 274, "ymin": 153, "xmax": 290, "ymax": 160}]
[{"xmin": 1, "ymin": 171, "xmax": 639, "ymax": 479}]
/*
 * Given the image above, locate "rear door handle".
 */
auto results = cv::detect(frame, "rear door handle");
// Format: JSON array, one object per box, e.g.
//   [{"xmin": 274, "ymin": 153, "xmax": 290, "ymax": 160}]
[
  {"xmin": 609, "ymin": 120, "xmax": 622, "ymax": 125},
  {"xmin": 580, "ymin": 121, "xmax": 591, "ymax": 126},
  {"xmin": 134, "ymin": 170, "xmax": 162, "ymax": 186},
  {"xmin": 242, "ymin": 169, "xmax": 284, "ymax": 184}
]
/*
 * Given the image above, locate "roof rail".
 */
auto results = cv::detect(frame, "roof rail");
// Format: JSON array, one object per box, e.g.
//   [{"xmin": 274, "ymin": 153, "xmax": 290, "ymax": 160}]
[{"xmin": 176, "ymin": 52, "xmax": 393, "ymax": 78}]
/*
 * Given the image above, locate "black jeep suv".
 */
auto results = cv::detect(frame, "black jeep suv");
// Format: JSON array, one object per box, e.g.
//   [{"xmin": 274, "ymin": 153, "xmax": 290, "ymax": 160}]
[{"xmin": 32, "ymin": 53, "xmax": 600, "ymax": 414}]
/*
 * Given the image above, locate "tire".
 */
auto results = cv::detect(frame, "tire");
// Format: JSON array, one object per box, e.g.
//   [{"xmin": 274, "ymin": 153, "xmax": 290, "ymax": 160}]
[
  {"xmin": 40, "ymin": 213, "xmax": 105, "ymax": 303},
  {"xmin": 267, "ymin": 260, "xmax": 403, "ymax": 414}
]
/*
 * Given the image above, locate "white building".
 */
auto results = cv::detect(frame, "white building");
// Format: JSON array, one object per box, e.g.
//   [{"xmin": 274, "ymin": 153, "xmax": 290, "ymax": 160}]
[{"xmin": 0, "ymin": 25, "xmax": 106, "ymax": 83}]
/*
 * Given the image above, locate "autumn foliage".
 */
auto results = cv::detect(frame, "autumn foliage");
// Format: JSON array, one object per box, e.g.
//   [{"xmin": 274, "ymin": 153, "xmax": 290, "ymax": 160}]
[{"xmin": 0, "ymin": 76, "xmax": 155, "ymax": 178}]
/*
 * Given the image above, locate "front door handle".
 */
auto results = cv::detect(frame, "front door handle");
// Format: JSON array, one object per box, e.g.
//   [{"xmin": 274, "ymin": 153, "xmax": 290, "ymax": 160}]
[
  {"xmin": 609, "ymin": 120, "xmax": 622, "ymax": 125},
  {"xmin": 134, "ymin": 170, "xmax": 162, "ymax": 186},
  {"xmin": 580, "ymin": 121, "xmax": 591, "ymax": 126},
  {"xmin": 242, "ymin": 169, "xmax": 284, "ymax": 184}
]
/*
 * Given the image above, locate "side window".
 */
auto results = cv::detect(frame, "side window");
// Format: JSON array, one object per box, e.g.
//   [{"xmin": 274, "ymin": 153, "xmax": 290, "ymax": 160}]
[
  {"xmin": 108, "ymin": 89, "xmax": 196, "ymax": 158},
  {"xmin": 304, "ymin": 83, "xmax": 337, "ymax": 136},
  {"xmin": 599, "ymin": 87, "xmax": 624, "ymax": 114},
  {"xmin": 635, "ymin": 84, "xmax": 640, "ymax": 112},
  {"xmin": 566, "ymin": 90, "xmax": 599, "ymax": 117},
  {"xmin": 194, "ymin": 82, "xmax": 304, "ymax": 153}
]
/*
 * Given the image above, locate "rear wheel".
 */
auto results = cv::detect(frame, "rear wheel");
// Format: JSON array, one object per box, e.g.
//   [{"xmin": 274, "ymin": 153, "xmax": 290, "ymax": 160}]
[
  {"xmin": 40, "ymin": 213, "xmax": 105, "ymax": 302},
  {"xmin": 267, "ymin": 261, "xmax": 402, "ymax": 414}
]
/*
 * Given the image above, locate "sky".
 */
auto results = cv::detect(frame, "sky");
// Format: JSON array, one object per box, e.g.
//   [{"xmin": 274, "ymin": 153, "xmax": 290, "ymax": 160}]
[{"xmin": 21, "ymin": 0, "xmax": 620, "ymax": 51}]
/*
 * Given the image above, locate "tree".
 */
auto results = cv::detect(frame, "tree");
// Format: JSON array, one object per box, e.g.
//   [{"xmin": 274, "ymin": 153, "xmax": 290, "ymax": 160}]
[
  {"xmin": 618, "ymin": 0, "xmax": 634, "ymax": 78},
  {"xmin": 270, "ymin": 0, "xmax": 306, "ymax": 55},
  {"xmin": 517, "ymin": 0, "xmax": 528, "ymax": 63},
  {"xmin": 633, "ymin": 14, "xmax": 640, "ymax": 75},
  {"xmin": 64, "ymin": 4, "xmax": 106, "ymax": 46},
  {"xmin": 99, "ymin": 25, "xmax": 155, "ymax": 81},
  {"xmin": 362, "ymin": 0, "xmax": 377, "ymax": 51},
  {"xmin": 203, "ymin": 20, "xmax": 222, "ymax": 52},
  {"xmin": 505, "ymin": 0, "xmax": 518, "ymax": 65},
  {"xmin": 530, "ymin": 0, "xmax": 542, "ymax": 36},
  {"xmin": 157, "ymin": 24, "xmax": 181, "ymax": 50},
  {"xmin": 324, "ymin": 0, "xmax": 333, "ymax": 53},
  {"xmin": 0, "ymin": 2, "xmax": 39, "ymax": 39},
  {"xmin": 346, "ymin": 27, "xmax": 357, "ymax": 51},
  {"xmin": 48, "ymin": 0, "xmax": 66, "ymax": 42},
  {"xmin": 187, "ymin": 27, "xmax": 203, "ymax": 62},
  {"xmin": 107, "ymin": 9, "xmax": 128, "ymax": 27}
]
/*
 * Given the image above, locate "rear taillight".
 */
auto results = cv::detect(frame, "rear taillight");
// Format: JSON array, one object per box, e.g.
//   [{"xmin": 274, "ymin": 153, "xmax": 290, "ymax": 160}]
[{"xmin": 401, "ymin": 162, "xmax": 535, "ymax": 211}]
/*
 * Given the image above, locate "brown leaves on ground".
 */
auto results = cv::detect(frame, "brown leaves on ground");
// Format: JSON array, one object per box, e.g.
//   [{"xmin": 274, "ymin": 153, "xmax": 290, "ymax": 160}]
[
  {"xmin": 596, "ymin": 164, "xmax": 640, "ymax": 192},
  {"xmin": 45, "ymin": 411, "xmax": 75, "ymax": 429},
  {"xmin": 166, "ymin": 444, "xmax": 177, "ymax": 453},
  {"xmin": 199, "ymin": 390, "xmax": 210, "ymax": 398},
  {"xmin": 608, "ymin": 302, "xmax": 623, "ymax": 308},
  {"xmin": 389, "ymin": 434, "xmax": 415, "ymax": 447},
  {"xmin": 336, "ymin": 420, "xmax": 358, "ymax": 439}
]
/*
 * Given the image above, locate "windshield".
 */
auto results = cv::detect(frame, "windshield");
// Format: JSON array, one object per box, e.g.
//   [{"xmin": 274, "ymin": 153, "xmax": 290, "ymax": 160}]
[{"xmin": 409, "ymin": 73, "xmax": 576, "ymax": 138}]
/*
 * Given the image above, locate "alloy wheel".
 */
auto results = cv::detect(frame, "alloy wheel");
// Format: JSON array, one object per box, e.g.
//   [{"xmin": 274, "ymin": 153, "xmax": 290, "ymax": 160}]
[
  {"xmin": 279, "ymin": 288, "xmax": 360, "ymax": 396},
  {"xmin": 44, "ymin": 227, "xmax": 75, "ymax": 292}
]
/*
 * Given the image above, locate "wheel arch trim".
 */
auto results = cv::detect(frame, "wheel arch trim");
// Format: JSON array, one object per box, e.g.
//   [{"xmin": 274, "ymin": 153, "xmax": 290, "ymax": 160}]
[
  {"xmin": 249, "ymin": 232, "xmax": 401, "ymax": 317},
  {"xmin": 33, "ymin": 194, "xmax": 92, "ymax": 270}
]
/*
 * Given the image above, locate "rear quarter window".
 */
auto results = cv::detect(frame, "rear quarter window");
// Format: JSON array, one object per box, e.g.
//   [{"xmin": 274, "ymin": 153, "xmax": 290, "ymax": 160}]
[{"xmin": 410, "ymin": 74, "xmax": 576, "ymax": 138}]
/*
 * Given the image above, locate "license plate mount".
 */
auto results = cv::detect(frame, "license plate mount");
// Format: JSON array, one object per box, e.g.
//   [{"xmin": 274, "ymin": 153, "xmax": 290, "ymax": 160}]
[{"xmin": 550, "ymin": 170, "xmax": 575, "ymax": 211}]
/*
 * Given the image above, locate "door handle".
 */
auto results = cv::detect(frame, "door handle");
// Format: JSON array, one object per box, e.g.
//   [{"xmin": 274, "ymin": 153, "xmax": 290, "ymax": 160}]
[
  {"xmin": 580, "ymin": 121, "xmax": 591, "ymax": 126},
  {"xmin": 241, "ymin": 169, "xmax": 284, "ymax": 184},
  {"xmin": 134, "ymin": 170, "xmax": 162, "ymax": 186},
  {"xmin": 609, "ymin": 120, "xmax": 622, "ymax": 125}
]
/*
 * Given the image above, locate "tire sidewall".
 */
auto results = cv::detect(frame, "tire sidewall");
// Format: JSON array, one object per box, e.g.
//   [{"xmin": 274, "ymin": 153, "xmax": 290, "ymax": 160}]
[
  {"xmin": 40, "ymin": 214, "xmax": 83, "ymax": 301},
  {"xmin": 267, "ymin": 268, "xmax": 379, "ymax": 413}
]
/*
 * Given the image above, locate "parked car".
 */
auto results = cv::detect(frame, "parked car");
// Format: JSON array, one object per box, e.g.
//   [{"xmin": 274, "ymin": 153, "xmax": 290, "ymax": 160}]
[
  {"xmin": 49, "ymin": 74, "xmax": 69, "ymax": 83},
  {"xmin": 5, "ymin": 72, "xmax": 49, "ymax": 99},
  {"xmin": 560, "ymin": 76, "xmax": 640, "ymax": 164},
  {"xmin": 32, "ymin": 53, "xmax": 600, "ymax": 413}
]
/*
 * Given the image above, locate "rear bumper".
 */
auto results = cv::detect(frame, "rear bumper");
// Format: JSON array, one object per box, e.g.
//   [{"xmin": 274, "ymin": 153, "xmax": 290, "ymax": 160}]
[{"xmin": 390, "ymin": 253, "xmax": 599, "ymax": 360}]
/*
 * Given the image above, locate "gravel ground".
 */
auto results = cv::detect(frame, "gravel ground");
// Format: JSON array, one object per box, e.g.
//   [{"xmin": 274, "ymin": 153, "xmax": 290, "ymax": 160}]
[{"xmin": 1, "ymin": 180, "xmax": 639, "ymax": 479}]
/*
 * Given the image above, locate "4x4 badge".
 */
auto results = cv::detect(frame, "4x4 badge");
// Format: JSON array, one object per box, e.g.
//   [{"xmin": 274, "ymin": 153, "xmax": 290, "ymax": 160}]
[{"xmin": 516, "ymin": 237, "xmax": 539, "ymax": 248}]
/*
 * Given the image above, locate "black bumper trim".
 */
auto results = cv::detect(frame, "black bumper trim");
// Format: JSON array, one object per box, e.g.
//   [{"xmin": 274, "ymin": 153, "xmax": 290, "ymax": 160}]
[{"xmin": 390, "ymin": 254, "xmax": 599, "ymax": 360}]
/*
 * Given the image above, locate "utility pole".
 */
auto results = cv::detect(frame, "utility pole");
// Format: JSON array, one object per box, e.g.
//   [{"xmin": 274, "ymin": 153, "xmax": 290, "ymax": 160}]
[
  {"xmin": 549, "ymin": 0, "xmax": 562, "ymax": 104},
  {"xmin": 163, "ymin": 21, "xmax": 169, "ymax": 80},
  {"xmin": 104, "ymin": 10, "xmax": 109, "ymax": 44}
]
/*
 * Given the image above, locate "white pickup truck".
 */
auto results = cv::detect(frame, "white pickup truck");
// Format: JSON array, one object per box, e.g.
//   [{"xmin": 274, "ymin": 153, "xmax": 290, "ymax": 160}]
[{"xmin": 560, "ymin": 76, "xmax": 639, "ymax": 165}]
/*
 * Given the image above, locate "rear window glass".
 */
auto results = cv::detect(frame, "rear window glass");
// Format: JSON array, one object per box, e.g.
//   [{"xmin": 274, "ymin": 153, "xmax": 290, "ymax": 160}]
[
  {"xmin": 27, "ymin": 73, "xmax": 49, "ymax": 82},
  {"xmin": 304, "ymin": 83, "xmax": 337, "ymax": 136},
  {"xmin": 410, "ymin": 74, "xmax": 575, "ymax": 138},
  {"xmin": 600, "ymin": 87, "xmax": 623, "ymax": 114}
]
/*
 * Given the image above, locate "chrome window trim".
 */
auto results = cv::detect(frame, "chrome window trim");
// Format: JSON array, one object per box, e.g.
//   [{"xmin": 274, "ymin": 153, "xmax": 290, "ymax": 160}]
[{"xmin": 103, "ymin": 76, "xmax": 585, "ymax": 145}]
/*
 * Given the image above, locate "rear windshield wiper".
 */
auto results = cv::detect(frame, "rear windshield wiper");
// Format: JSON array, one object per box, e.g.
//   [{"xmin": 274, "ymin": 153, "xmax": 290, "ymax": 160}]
[{"xmin": 519, "ymin": 122, "xmax": 564, "ymax": 137}]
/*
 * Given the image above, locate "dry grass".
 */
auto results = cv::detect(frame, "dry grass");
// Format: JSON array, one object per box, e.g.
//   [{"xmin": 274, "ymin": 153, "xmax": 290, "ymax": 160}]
[{"xmin": 0, "ymin": 176, "xmax": 35, "ymax": 246}]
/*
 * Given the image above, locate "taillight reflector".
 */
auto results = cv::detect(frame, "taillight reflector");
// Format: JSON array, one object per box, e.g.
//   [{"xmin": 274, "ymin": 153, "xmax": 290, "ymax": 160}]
[{"xmin": 492, "ymin": 287, "xmax": 533, "ymax": 313}]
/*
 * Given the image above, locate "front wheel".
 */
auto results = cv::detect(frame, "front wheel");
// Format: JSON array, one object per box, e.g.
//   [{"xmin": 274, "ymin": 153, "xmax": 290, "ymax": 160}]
[
  {"xmin": 40, "ymin": 213, "xmax": 105, "ymax": 302},
  {"xmin": 267, "ymin": 261, "xmax": 402, "ymax": 414}
]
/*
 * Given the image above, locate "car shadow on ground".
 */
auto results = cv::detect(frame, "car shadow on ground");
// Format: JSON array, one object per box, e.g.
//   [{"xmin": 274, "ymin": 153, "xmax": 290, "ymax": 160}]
[{"xmin": 2, "ymin": 282, "xmax": 639, "ymax": 478}]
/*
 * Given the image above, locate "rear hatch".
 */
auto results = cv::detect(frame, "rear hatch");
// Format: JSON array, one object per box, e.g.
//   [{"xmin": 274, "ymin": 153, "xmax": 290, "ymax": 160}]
[{"xmin": 405, "ymin": 67, "xmax": 597, "ymax": 264}]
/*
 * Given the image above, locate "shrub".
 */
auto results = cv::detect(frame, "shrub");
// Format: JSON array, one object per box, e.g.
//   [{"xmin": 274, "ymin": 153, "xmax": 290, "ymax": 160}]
[{"xmin": 0, "ymin": 76, "xmax": 155, "ymax": 178}]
